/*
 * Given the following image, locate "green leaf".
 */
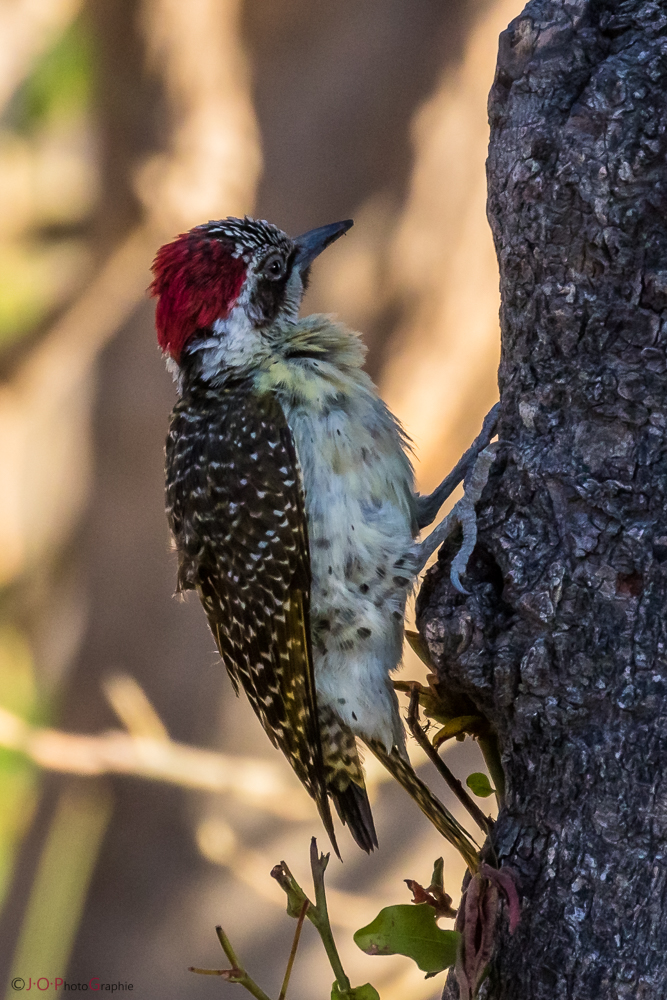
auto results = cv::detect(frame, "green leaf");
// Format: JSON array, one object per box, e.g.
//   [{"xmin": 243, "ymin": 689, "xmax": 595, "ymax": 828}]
[
  {"xmin": 354, "ymin": 904, "xmax": 460, "ymax": 974},
  {"xmin": 466, "ymin": 772, "xmax": 495, "ymax": 798},
  {"xmin": 432, "ymin": 715, "xmax": 483, "ymax": 747},
  {"xmin": 331, "ymin": 982, "xmax": 380, "ymax": 1000}
]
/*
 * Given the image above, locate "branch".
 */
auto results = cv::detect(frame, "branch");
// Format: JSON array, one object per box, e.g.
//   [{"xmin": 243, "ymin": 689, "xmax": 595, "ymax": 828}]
[
  {"xmin": 271, "ymin": 838, "xmax": 352, "ymax": 996},
  {"xmin": 407, "ymin": 686, "xmax": 493, "ymax": 838},
  {"xmin": 278, "ymin": 900, "xmax": 309, "ymax": 1000},
  {"xmin": 0, "ymin": 703, "xmax": 312, "ymax": 820},
  {"xmin": 0, "ymin": 670, "xmax": 426, "ymax": 808},
  {"xmin": 189, "ymin": 926, "xmax": 273, "ymax": 1000}
]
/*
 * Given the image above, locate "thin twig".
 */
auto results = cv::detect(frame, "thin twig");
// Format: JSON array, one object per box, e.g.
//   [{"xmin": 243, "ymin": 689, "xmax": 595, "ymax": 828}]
[
  {"xmin": 215, "ymin": 925, "xmax": 242, "ymax": 969},
  {"xmin": 271, "ymin": 843, "xmax": 352, "ymax": 993},
  {"xmin": 188, "ymin": 926, "xmax": 273, "ymax": 1000},
  {"xmin": 189, "ymin": 967, "xmax": 233, "ymax": 976},
  {"xmin": 278, "ymin": 900, "xmax": 309, "ymax": 1000},
  {"xmin": 407, "ymin": 686, "xmax": 493, "ymax": 837},
  {"xmin": 308, "ymin": 839, "xmax": 351, "ymax": 994}
]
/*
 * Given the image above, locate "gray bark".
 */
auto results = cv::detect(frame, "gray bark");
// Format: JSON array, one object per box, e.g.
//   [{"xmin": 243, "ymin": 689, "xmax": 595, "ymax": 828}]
[{"xmin": 419, "ymin": 2, "xmax": 667, "ymax": 998}]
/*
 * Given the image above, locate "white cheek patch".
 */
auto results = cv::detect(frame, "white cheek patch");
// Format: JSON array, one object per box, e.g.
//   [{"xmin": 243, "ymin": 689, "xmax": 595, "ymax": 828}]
[
  {"xmin": 213, "ymin": 309, "xmax": 255, "ymax": 361},
  {"xmin": 184, "ymin": 264, "xmax": 305, "ymax": 381},
  {"xmin": 194, "ymin": 306, "xmax": 266, "ymax": 378}
]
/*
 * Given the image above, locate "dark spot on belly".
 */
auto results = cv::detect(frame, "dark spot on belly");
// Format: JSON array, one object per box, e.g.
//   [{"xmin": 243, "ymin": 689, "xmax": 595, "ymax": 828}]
[
  {"xmin": 394, "ymin": 557, "xmax": 405, "ymax": 568},
  {"xmin": 314, "ymin": 537, "xmax": 331, "ymax": 549},
  {"xmin": 376, "ymin": 566, "xmax": 386, "ymax": 579},
  {"xmin": 357, "ymin": 627, "xmax": 372, "ymax": 639},
  {"xmin": 359, "ymin": 583, "xmax": 369, "ymax": 594},
  {"xmin": 338, "ymin": 698, "xmax": 346, "ymax": 705},
  {"xmin": 328, "ymin": 566, "xmax": 333, "ymax": 575},
  {"xmin": 340, "ymin": 639, "xmax": 355, "ymax": 651},
  {"xmin": 318, "ymin": 619, "xmax": 331, "ymax": 632},
  {"xmin": 393, "ymin": 575, "xmax": 409, "ymax": 587},
  {"xmin": 352, "ymin": 712, "xmax": 358, "ymax": 721},
  {"xmin": 392, "ymin": 610, "xmax": 402, "ymax": 620}
]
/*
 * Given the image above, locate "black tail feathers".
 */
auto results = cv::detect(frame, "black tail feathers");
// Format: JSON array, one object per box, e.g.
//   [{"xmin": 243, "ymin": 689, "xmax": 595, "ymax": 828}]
[{"xmin": 332, "ymin": 781, "xmax": 378, "ymax": 854}]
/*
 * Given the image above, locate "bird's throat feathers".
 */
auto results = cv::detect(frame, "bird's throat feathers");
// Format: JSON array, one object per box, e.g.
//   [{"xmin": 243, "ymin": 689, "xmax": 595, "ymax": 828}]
[{"xmin": 256, "ymin": 315, "xmax": 371, "ymax": 407}]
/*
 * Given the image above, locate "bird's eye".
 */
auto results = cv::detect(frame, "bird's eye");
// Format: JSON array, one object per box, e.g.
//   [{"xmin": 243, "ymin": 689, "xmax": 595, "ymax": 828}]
[{"xmin": 263, "ymin": 256, "xmax": 285, "ymax": 280}]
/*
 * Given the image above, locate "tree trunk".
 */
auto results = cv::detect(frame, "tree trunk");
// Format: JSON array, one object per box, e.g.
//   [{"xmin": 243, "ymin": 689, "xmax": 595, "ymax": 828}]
[{"xmin": 420, "ymin": 2, "xmax": 667, "ymax": 997}]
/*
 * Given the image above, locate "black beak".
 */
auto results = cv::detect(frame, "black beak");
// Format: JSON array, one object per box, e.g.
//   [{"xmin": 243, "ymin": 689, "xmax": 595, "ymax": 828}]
[{"xmin": 293, "ymin": 219, "xmax": 353, "ymax": 273}]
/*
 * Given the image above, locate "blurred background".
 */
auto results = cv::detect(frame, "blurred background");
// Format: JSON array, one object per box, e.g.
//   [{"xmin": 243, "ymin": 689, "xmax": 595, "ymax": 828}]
[{"xmin": 0, "ymin": 1, "xmax": 519, "ymax": 997}]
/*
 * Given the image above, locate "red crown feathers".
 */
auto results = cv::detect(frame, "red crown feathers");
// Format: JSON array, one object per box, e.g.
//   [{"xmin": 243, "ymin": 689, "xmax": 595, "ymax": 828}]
[{"xmin": 149, "ymin": 232, "xmax": 246, "ymax": 361}]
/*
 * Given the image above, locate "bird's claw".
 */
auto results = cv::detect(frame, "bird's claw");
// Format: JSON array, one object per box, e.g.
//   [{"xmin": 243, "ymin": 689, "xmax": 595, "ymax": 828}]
[{"xmin": 447, "ymin": 442, "xmax": 498, "ymax": 593}]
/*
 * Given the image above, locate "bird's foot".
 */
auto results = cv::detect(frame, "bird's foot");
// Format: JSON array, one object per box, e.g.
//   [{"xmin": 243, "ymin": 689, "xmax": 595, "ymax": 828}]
[
  {"xmin": 409, "ymin": 442, "xmax": 499, "ymax": 592},
  {"xmin": 415, "ymin": 402, "xmax": 500, "ymax": 531},
  {"xmin": 448, "ymin": 442, "xmax": 499, "ymax": 593}
]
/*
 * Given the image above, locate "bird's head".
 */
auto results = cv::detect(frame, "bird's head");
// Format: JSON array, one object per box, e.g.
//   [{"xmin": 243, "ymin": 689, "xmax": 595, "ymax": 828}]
[{"xmin": 150, "ymin": 215, "xmax": 353, "ymax": 377}]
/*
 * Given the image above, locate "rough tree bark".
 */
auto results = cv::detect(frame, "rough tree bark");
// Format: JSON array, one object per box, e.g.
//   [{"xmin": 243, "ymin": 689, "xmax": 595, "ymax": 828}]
[{"xmin": 418, "ymin": 2, "xmax": 667, "ymax": 998}]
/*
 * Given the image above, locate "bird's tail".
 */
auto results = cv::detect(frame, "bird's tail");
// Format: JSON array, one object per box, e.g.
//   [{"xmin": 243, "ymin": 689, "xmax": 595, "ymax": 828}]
[
  {"xmin": 319, "ymin": 707, "xmax": 378, "ymax": 854},
  {"xmin": 331, "ymin": 780, "xmax": 377, "ymax": 854},
  {"xmin": 367, "ymin": 740, "xmax": 479, "ymax": 870}
]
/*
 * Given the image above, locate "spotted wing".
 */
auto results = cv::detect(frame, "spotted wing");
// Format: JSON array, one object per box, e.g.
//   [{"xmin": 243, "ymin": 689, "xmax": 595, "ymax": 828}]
[{"xmin": 165, "ymin": 380, "xmax": 336, "ymax": 850}]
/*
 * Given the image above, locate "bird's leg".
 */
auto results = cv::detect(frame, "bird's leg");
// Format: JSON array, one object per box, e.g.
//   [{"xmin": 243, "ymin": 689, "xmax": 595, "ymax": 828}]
[
  {"xmin": 407, "ymin": 442, "xmax": 499, "ymax": 593},
  {"xmin": 415, "ymin": 402, "xmax": 500, "ymax": 530}
]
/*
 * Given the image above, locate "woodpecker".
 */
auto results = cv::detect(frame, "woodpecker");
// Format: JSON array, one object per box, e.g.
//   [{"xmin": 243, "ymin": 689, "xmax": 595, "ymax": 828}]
[{"xmin": 151, "ymin": 216, "xmax": 497, "ymax": 860}]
